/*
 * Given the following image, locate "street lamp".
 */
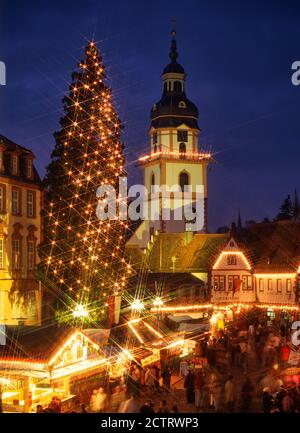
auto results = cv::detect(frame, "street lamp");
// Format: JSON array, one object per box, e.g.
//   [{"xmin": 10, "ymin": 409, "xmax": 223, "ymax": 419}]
[
  {"xmin": 72, "ymin": 304, "xmax": 89, "ymax": 318},
  {"xmin": 153, "ymin": 297, "xmax": 164, "ymax": 308}
]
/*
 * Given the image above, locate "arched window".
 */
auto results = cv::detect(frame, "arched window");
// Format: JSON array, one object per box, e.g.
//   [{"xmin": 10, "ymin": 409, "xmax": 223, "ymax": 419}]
[
  {"xmin": 174, "ymin": 81, "xmax": 182, "ymax": 92},
  {"xmin": 179, "ymin": 171, "xmax": 189, "ymax": 192}
]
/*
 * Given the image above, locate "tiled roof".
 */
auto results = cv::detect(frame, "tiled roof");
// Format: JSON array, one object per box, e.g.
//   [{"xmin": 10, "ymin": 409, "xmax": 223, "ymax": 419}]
[
  {"xmin": 0, "ymin": 325, "xmax": 75, "ymax": 362},
  {"xmin": 146, "ymin": 233, "xmax": 227, "ymax": 273}
]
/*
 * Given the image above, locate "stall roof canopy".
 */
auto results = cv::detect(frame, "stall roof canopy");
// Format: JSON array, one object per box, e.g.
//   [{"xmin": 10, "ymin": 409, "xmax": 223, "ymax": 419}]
[
  {"xmin": 0, "ymin": 325, "xmax": 106, "ymax": 364},
  {"xmin": 225, "ymin": 220, "xmax": 300, "ymax": 273}
]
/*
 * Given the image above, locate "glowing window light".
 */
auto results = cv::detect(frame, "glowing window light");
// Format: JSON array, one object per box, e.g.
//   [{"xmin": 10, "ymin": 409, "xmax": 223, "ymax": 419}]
[
  {"xmin": 143, "ymin": 321, "xmax": 163, "ymax": 339},
  {"xmin": 212, "ymin": 251, "xmax": 251, "ymax": 270},
  {"xmin": 153, "ymin": 297, "xmax": 164, "ymax": 307}
]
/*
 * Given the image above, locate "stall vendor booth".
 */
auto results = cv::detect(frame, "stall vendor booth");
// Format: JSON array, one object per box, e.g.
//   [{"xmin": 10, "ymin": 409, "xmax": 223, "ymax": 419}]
[{"xmin": 0, "ymin": 326, "xmax": 109, "ymax": 412}]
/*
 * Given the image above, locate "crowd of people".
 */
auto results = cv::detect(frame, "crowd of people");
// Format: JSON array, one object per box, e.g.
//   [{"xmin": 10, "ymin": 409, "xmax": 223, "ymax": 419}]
[{"xmin": 34, "ymin": 316, "xmax": 300, "ymax": 413}]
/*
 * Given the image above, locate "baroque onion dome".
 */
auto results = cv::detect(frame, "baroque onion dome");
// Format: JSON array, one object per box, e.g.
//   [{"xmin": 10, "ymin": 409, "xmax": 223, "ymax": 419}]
[{"xmin": 150, "ymin": 29, "xmax": 199, "ymax": 130}]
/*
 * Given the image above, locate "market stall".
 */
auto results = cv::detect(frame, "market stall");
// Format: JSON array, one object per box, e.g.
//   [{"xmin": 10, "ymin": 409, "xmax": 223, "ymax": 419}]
[{"xmin": 0, "ymin": 326, "xmax": 109, "ymax": 412}]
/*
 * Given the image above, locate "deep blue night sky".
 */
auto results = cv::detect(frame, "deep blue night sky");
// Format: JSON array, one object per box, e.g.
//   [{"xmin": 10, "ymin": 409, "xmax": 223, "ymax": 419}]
[{"xmin": 1, "ymin": 0, "xmax": 300, "ymax": 231}]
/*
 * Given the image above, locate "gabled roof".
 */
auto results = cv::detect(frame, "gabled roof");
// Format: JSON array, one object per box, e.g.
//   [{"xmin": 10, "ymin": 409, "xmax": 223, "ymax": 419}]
[
  {"xmin": 0, "ymin": 134, "xmax": 41, "ymax": 184},
  {"xmin": 0, "ymin": 325, "xmax": 103, "ymax": 364}
]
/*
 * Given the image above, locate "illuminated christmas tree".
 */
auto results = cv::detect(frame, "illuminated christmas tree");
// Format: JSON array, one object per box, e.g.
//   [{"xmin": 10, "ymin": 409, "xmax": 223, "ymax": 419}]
[{"xmin": 39, "ymin": 41, "xmax": 132, "ymax": 325}]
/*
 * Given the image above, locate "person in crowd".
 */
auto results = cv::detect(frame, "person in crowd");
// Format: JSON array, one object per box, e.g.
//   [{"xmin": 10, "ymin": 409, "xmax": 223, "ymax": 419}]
[
  {"xmin": 96, "ymin": 387, "xmax": 107, "ymax": 413},
  {"xmin": 276, "ymin": 386, "xmax": 286, "ymax": 412},
  {"xmin": 294, "ymin": 386, "xmax": 300, "ymax": 412},
  {"xmin": 132, "ymin": 365, "xmax": 141, "ymax": 396},
  {"xmin": 119, "ymin": 393, "xmax": 139, "ymax": 413},
  {"xmin": 145, "ymin": 366, "xmax": 154, "ymax": 391},
  {"xmin": 36, "ymin": 404, "xmax": 44, "ymax": 413},
  {"xmin": 80, "ymin": 403, "xmax": 87, "ymax": 413},
  {"xmin": 110, "ymin": 385, "xmax": 123, "ymax": 413},
  {"xmin": 241, "ymin": 377, "xmax": 254, "ymax": 412},
  {"xmin": 262, "ymin": 389, "xmax": 273, "ymax": 413},
  {"xmin": 224, "ymin": 375, "xmax": 235, "ymax": 412},
  {"xmin": 194, "ymin": 370, "xmax": 205, "ymax": 411},
  {"xmin": 282, "ymin": 392, "xmax": 294, "ymax": 413},
  {"xmin": 157, "ymin": 399, "xmax": 169, "ymax": 413},
  {"xmin": 184, "ymin": 369, "xmax": 195, "ymax": 404},
  {"xmin": 153, "ymin": 365, "xmax": 160, "ymax": 392},
  {"xmin": 140, "ymin": 400, "xmax": 155, "ymax": 413}
]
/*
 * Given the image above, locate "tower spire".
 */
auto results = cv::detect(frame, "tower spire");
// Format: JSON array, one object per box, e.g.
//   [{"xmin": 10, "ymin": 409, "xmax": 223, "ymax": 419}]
[{"xmin": 170, "ymin": 18, "xmax": 178, "ymax": 62}]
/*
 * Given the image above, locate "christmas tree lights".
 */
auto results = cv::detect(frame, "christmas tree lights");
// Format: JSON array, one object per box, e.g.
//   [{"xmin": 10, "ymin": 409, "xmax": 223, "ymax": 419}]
[{"xmin": 39, "ymin": 41, "xmax": 132, "ymax": 324}]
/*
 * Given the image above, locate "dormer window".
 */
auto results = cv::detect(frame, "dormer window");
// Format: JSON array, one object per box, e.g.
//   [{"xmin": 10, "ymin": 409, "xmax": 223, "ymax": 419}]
[
  {"xmin": 11, "ymin": 155, "xmax": 18, "ymax": 175},
  {"xmin": 178, "ymin": 101, "xmax": 186, "ymax": 108},
  {"xmin": 27, "ymin": 159, "xmax": 33, "ymax": 178},
  {"xmin": 174, "ymin": 81, "xmax": 182, "ymax": 92}
]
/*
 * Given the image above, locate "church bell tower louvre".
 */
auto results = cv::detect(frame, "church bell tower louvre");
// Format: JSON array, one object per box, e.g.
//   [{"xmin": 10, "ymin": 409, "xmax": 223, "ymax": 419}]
[{"xmin": 127, "ymin": 29, "xmax": 212, "ymax": 250}]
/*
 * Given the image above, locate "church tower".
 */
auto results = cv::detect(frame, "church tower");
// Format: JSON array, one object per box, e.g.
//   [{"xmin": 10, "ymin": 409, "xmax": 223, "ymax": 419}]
[{"xmin": 127, "ymin": 30, "xmax": 212, "ymax": 249}]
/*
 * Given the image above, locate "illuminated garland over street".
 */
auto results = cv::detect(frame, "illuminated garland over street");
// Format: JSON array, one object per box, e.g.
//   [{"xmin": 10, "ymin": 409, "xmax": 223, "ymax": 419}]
[{"xmin": 39, "ymin": 41, "xmax": 132, "ymax": 324}]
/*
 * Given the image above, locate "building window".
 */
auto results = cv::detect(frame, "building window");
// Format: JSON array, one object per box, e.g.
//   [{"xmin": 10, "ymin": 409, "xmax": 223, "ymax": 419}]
[
  {"xmin": 268, "ymin": 279, "xmax": 273, "ymax": 291},
  {"xmin": 179, "ymin": 143, "xmax": 186, "ymax": 156},
  {"xmin": 151, "ymin": 173, "xmax": 155, "ymax": 191},
  {"xmin": 286, "ymin": 279, "xmax": 292, "ymax": 293},
  {"xmin": 12, "ymin": 188, "xmax": 21, "ymax": 215},
  {"xmin": 277, "ymin": 279, "xmax": 282, "ymax": 293},
  {"xmin": 27, "ymin": 159, "xmax": 33, "ymax": 178},
  {"xmin": 178, "ymin": 101, "xmax": 187, "ymax": 108},
  {"xmin": 12, "ymin": 239, "xmax": 21, "ymax": 270},
  {"xmin": 247, "ymin": 276, "xmax": 253, "ymax": 290},
  {"xmin": 227, "ymin": 255, "xmax": 237, "ymax": 265},
  {"xmin": 27, "ymin": 190, "xmax": 35, "ymax": 217},
  {"xmin": 11, "ymin": 155, "xmax": 18, "ymax": 175},
  {"xmin": 27, "ymin": 240, "xmax": 35, "ymax": 270},
  {"xmin": 177, "ymin": 130, "xmax": 188, "ymax": 142},
  {"xmin": 228, "ymin": 276, "xmax": 233, "ymax": 290},
  {"xmin": 153, "ymin": 132, "xmax": 158, "ymax": 144},
  {"xmin": 0, "ymin": 184, "xmax": 5, "ymax": 213},
  {"xmin": 179, "ymin": 171, "xmax": 189, "ymax": 192},
  {"xmin": 259, "ymin": 278, "xmax": 264, "ymax": 292},
  {"xmin": 0, "ymin": 239, "xmax": 4, "ymax": 269}
]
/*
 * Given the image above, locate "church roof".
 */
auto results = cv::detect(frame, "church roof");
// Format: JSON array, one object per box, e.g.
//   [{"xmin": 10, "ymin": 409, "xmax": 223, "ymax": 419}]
[
  {"xmin": 126, "ymin": 233, "xmax": 228, "ymax": 273},
  {"xmin": 150, "ymin": 31, "xmax": 199, "ymax": 130}
]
